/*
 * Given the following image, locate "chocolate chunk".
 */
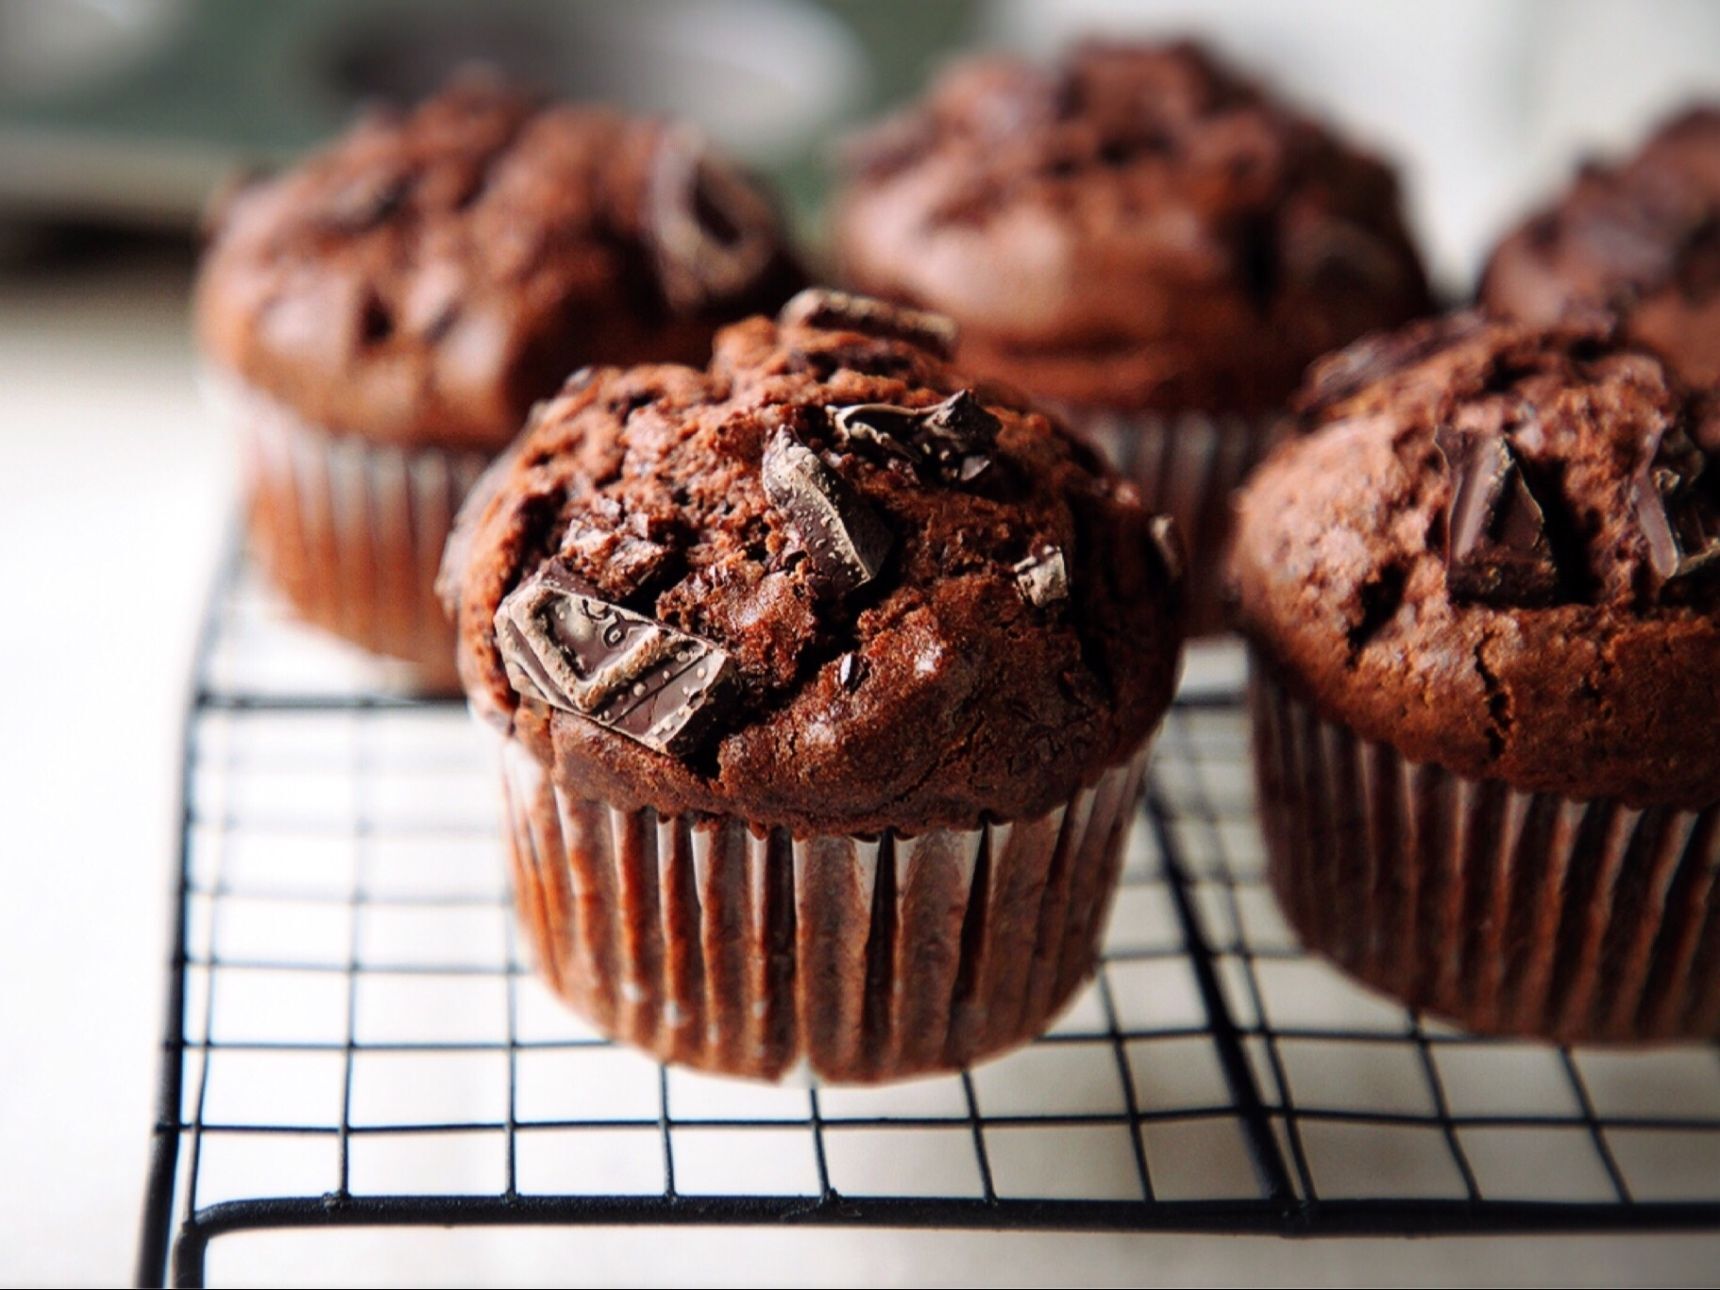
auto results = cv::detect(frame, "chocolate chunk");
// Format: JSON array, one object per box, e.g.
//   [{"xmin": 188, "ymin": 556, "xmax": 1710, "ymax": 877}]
[
  {"xmin": 321, "ymin": 169, "xmax": 412, "ymax": 232},
  {"xmin": 1012, "ymin": 544, "xmax": 1069, "ymax": 609},
  {"xmin": 761, "ymin": 428, "xmax": 894, "ymax": 597},
  {"xmin": 649, "ymin": 125, "xmax": 780, "ymax": 311},
  {"xmin": 837, "ymin": 652, "xmax": 866, "ymax": 690},
  {"xmin": 1301, "ymin": 314, "xmax": 1490, "ymax": 415},
  {"xmin": 1434, "ymin": 427, "xmax": 1560, "ymax": 606},
  {"xmin": 495, "ymin": 562, "xmax": 737, "ymax": 757},
  {"xmin": 831, "ymin": 390, "xmax": 1002, "ymax": 485},
  {"xmin": 778, "ymin": 288, "xmax": 958, "ymax": 358},
  {"xmin": 1632, "ymin": 426, "xmax": 1720, "ymax": 596},
  {"xmin": 1149, "ymin": 516, "xmax": 1184, "ymax": 584}
]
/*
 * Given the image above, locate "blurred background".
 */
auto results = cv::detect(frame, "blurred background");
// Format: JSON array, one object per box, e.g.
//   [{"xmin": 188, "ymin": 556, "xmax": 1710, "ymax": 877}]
[{"xmin": 3, "ymin": 1, "xmax": 1720, "ymax": 1285}]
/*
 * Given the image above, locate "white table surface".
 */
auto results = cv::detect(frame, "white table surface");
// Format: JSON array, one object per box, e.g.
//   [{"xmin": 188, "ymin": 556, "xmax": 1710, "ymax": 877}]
[{"xmin": 3, "ymin": 254, "xmax": 1719, "ymax": 1287}]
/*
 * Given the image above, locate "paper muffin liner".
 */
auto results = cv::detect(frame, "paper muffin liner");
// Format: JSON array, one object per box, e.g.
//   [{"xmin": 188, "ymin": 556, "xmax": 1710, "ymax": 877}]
[
  {"xmin": 498, "ymin": 736, "xmax": 1151, "ymax": 1083},
  {"xmin": 1248, "ymin": 649, "xmax": 1720, "ymax": 1043},
  {"xmin": 1060, "ymin": 406, "xmax": 1284, "ymax": 637},
  {"xmin": 209, "ymin": 372, "xmax": 489, "ymax": 688}
]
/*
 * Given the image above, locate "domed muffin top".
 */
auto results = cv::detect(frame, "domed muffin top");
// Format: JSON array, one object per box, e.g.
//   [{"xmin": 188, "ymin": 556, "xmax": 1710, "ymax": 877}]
[
  {"xmin": 1481, "ymin": 105, "xmax": 1720, "ymax": 390},
  {"xmin": 196, "ymin": 76, "xmax": 801, "ymax": 451},
  {"xmin": 1231, "ymin": 312, "xmax": 1720, "ymax": 808},
  {"xmin": 442, "ymin": 290, "xmax": 1184, "ymax": 834},
  {"xmin": 833, "ymin": 40, "xmax": 1429, "ymax": 414}
]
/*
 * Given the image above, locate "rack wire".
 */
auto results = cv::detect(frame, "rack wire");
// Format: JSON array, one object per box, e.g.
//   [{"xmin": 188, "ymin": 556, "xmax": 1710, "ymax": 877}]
[{"xmin": 139, "ymin": 555, "xmax": 1720, "ymax": 1287}]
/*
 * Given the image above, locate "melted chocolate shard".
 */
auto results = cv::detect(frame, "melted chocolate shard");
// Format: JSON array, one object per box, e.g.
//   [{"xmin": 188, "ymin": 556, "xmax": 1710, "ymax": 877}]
[
  {"xmin": 1012, "ymin": 544, "xmax": 1069, "ymax": 610},
  {"xmin": 1632, "ymin": 426, "xmax": 1720, "ymax": 596},
  {"xmin": 778, "ymin": 288, "xmax": 958, "ymax": 358},
  {"xmin": 495, "ymin": 562, "xmax": 738, "ymax": 758},
  {"xmin": 1435, "ymin": 427, "xmax": 1560, "ymax": 606},
  {"xmin": 648, "ymin": 125, "xmax": 780, "ymax": 311},
  {"xmin": 761, "ymin": 428, "xmax": 894, "ymax": 597},
  {"xmin": 831, "ymin": 390, "xmax": 1002, "ymax": 485}
]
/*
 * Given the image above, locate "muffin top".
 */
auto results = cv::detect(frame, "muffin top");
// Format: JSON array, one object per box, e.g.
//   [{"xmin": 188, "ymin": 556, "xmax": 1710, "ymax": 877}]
[
  {"xmin": 1230, "ymin": 313, "xmax": 1720, "ymax": 808},
  {"xmin": 1481, "ymin": 106, "xmax": 1720, "ymax": 390},
  {"xmin": 832, "ymin": 41, "xmax": 1430, "ymax": 414},
  {"xmin": 197, "ymin": 76, "xmax": 801, "ymax": 451},
  {"xmin": 442, "ymin": 289, "xmax": 1184, "ymax": 834}
]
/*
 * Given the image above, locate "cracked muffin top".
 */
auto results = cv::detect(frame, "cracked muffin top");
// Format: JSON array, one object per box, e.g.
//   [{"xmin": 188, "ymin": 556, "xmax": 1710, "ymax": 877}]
[
  {"xmin": 1481, "ymin": 105, "xmax": 1720, "ymax": 391},
  {"xmin": 832, "ymin": 40, "xmax": 1430, "ymax": 414},
  {"xmin": 196, "ymin": 75, "xmax": 802, "ymax": 451},
  {"xmin": 1229, "ymin": 312, "xmax": 1720, "ymax": 809},
  {"xmin": 440, "ymin": 290, "xmax": 1185, "ymax": 834}
]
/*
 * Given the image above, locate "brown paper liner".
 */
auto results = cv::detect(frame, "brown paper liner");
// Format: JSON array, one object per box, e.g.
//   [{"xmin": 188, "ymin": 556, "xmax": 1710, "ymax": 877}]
[
  {"xmin": 1249, "ymin": 650, "xmax": 1720, "ymax": 1043},
  {"xmin": 1060, "ymin": 406, "xmax": 1283, "ymax": 638},
  {"xmin": 499, "ymin": 737, "xmax": 1151, "ymax": 1082},
  {"xmin": 210, "ymin": 372, "xmax": 488, "ymax": 689}
]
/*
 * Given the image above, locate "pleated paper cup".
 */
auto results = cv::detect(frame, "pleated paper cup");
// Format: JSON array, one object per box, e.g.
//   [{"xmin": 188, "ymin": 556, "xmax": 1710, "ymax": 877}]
[
  {"xmin": 209, "ymin": 371, "xmax": 488, "ymax": 689},
  {"xmin": 1060, "ymin": 406, "xmax": 1284, "ymax": 637},
  {"xmin": 498, "ymin": 736, "xmax": 1151, "ymax": 1083},
  {"xmin": 1248, "ymin": 648, "xmax": 1720, "ymax": 1043}
]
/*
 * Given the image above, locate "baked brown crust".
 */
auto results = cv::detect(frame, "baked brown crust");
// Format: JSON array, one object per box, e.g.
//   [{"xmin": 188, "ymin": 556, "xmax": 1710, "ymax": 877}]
[
  {"xmin": 1481, "ymin": 106, "xmax": 1720, "ymax": 391},
  {"xmin": 1230, "ymin": 313, "xmax": 1720, "ymax": 810},
  {"xmin": 445, "ymin": 294, "xmax": 1185, "ymax": 835},
  {"xmin": 832, "ymin": 41, "xmax": 1430, "ymax": 414},
  {"xmin": 196, "ymin": 76, "xmax": 802, "ymax": 452}
]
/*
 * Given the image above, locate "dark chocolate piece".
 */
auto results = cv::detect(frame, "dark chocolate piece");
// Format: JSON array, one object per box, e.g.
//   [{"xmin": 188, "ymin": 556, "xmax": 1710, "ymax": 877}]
[
  {"xmin": 761, "ymin": 428, "xmax": 894, "ymax": 596},
  {"xmin": 778, "ymin": 287, "xmax": 958, "ymax": 358},
  {"xmin": 1148, "ymin": 516, "xmax": 1184, "ymax": 584},
  {"xmin": 321, "ymin": 169, "xmax": 412, "ymax": 233},
  {"xmin": 1012, "ymin": 544, "xmax": 1069, "ymax": 609},
  {"xmin": 1434, "ymin": 427, "xmax": 1560, "ymax": 606},
  {"xmin": 1632, "ymin": 426, "xmax": 1720, "ymax": 596},
  {"xmin": 649, "ymin": 125, "xmax": 780, "ymax": 311},
  {"xmin": 837, "ymin": 652, "xmax": 866, "ymax": 690},
  {"xmin": 495, "ymin": 561, "xmax": 737, "ymax": 757},
  {"xmin": 831, "ymin": 390, "xmax": 1001, "ymax": 485}
]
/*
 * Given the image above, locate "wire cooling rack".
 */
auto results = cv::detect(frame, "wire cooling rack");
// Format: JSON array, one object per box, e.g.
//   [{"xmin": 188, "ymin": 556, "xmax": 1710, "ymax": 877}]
[{"xmin": 138, "ymin": 556, "xmax": 1720, "ymax": 1287}]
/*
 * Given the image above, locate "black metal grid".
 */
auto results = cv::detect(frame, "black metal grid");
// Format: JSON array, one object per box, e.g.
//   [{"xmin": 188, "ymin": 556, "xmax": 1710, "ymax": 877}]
[{"xmin": 139, "ymin": 558, "xmax": 1720, "ymax": 1287}]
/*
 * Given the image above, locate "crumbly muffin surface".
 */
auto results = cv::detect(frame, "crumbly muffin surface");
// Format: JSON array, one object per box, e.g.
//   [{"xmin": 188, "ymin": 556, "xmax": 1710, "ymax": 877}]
[
  {"xmin": 1481, "ymin": 106, "xmax": 1720, "ymax": 390},
  {"xmin": 835, "ymin": 41, "xmax": 1430, "ymax": 413},
  {"xmin": 445, "ymin": 291, "xmax": 1184, "ymax": 833},
  {"xmin": 198, "ymin": 77, "xmax": 801, "ymax": 450},
  {"xmin": 1231, "ymin": 313, "xmax": 1720, "ymax": 808}
]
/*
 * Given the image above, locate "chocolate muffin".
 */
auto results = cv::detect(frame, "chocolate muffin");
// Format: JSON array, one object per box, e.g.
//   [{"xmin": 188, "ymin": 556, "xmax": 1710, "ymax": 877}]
[
  {"xmin": 1481, "ymin": 105, "xmax": 1720, "ymax": 391},
  {"xmin": 1230, "ymin": 312, "xmax": 1720, "ymax": 1042},
  {"xmin": 441, "ymin": 289, "xmax": 1184, "ymax": 1081},
  {"xmin": 197, "ymin": 74, "xmax": 801, "ymax": 686},
  {"xmin": 833, "ymin": 41, "xmax": 1431, "ymax": 633}
]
